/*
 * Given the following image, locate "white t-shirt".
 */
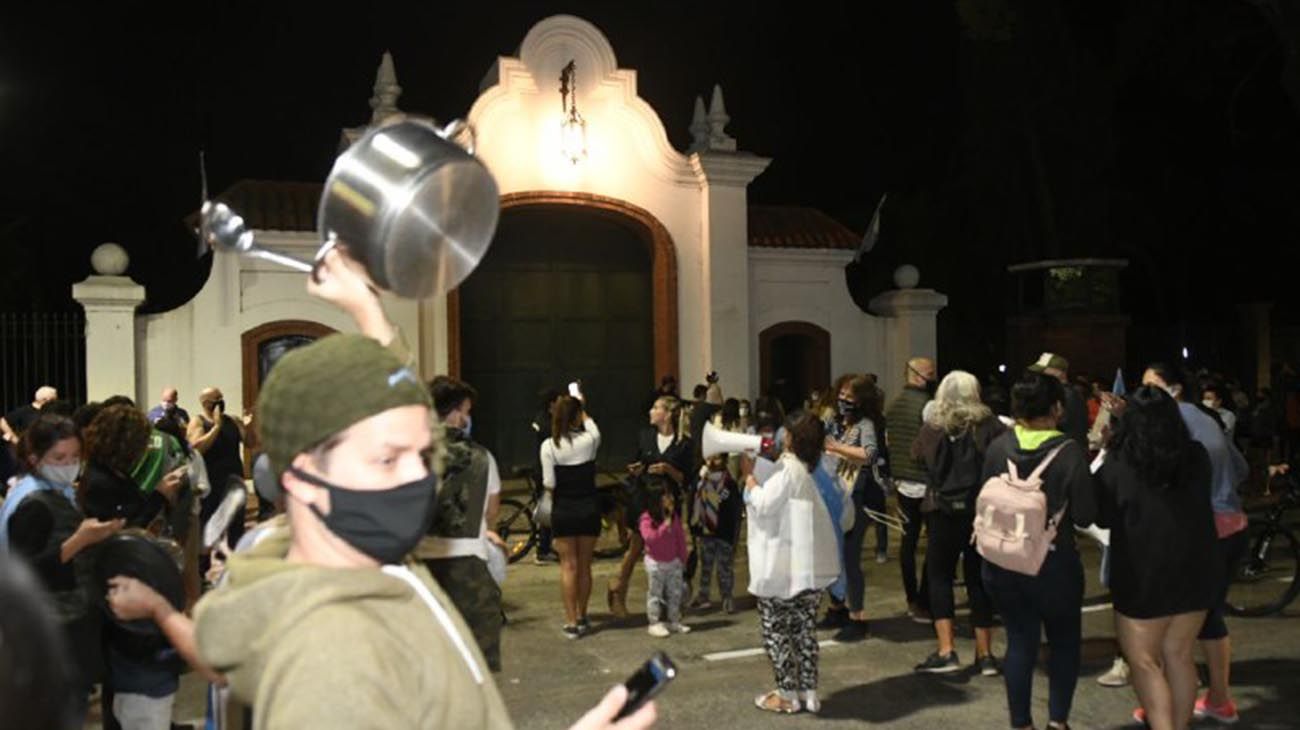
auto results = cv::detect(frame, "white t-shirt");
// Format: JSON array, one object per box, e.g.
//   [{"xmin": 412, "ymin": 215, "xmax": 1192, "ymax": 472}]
[
  {"xmin": 656, "ymin": 432, "xmax": 674, "ymax": 454},
  {"xmin": 540, "ymin": 418, "xmax": 601, "ymax": 488}
]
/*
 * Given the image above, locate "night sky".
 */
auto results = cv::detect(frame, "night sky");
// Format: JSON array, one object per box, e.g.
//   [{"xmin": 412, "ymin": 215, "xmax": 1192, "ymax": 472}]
[{"xmin": 1, "ymin": 1, "xmax": 1297, "ymax": 376}]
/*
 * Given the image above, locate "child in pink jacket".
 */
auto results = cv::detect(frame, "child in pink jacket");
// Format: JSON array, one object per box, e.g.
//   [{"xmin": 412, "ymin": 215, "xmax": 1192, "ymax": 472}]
[{"xmin": 639, "ymin": 478, "xmax": 690, "ymax": 637}]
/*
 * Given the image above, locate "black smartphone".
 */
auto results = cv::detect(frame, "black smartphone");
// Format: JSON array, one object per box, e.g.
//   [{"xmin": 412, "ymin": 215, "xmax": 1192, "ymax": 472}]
[{"xmin": 614, "ymin": 651, "xmax": 677, "ymax": 720}]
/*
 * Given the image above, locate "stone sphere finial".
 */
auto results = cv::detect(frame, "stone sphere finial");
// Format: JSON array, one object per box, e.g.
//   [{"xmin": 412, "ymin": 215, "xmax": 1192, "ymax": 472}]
[
  {"xmin": 91, "ymin": 243, "xmax": 129, "ymax": 276},
  {"xmin": 893, "ymin": 264, "xmax": 920, "ymax": 289}
]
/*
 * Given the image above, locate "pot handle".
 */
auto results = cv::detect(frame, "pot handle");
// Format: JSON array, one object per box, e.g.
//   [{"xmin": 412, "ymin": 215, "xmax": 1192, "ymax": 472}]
[{"xmin": 435, "ymin": 119, "xmax": 476, "ymax": 156}]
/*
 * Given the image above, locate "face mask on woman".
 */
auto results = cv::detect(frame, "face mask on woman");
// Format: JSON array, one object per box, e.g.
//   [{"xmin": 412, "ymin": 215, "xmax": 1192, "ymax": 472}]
[{"xmin": 38, "ymin": 460, "xmax": 82, "ymax": 487}]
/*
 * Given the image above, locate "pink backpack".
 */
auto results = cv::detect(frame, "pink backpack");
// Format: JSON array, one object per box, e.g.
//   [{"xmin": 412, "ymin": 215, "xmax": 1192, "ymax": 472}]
[{"xmin": 972, "ymin": 442, "xmax": 1070, "ymax": 576}]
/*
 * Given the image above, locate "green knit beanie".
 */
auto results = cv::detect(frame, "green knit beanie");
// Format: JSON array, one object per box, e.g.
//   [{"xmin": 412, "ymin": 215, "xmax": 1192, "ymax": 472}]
[{"xmin": 256, "ymin": 334, "xmax": 431, "ymax": 477}]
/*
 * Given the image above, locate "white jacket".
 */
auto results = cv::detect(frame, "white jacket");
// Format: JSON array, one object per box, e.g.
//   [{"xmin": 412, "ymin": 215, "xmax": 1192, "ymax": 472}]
[{"xmin": 745, "ymin": 452, "xmax": 842, "ymax": 599}]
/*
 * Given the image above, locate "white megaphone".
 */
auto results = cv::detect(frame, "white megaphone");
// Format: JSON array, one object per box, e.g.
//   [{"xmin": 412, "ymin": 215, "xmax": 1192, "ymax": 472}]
[{"xmin": 701, "ymin": 421, "xmax": 773, "ymax": 458}]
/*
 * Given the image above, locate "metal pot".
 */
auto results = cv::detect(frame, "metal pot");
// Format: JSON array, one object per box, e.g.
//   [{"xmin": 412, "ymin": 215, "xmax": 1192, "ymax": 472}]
[{"xmin": 200, "ymin": 118, "xmax": 500, "ymax": 299}]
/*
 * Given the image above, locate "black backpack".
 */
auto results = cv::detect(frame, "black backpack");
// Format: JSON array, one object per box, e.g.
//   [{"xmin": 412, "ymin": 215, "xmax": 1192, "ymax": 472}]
[{"xmin": 931, "ymin": 431, "xmax": 983, "ymax": 513}]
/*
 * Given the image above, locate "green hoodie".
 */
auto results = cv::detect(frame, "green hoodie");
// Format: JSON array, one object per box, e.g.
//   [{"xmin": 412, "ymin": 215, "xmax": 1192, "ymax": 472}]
[{"xmin": 194, "ymin": 521, "xmax": 514, "ymax": 729}]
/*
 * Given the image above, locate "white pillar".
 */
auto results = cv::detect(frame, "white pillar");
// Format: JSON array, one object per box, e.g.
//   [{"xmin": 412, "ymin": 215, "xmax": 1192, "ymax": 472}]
[
  {"xmin": 869, "ymin": 287, "xmax": 948, "ymax": 400},
  {"xmin": 72, "ymin": 244, "xmax": 146, "ymax": 402},
  {"xmin": 691, "ymin": 151, "xmax": 770, "ymax": 399}
]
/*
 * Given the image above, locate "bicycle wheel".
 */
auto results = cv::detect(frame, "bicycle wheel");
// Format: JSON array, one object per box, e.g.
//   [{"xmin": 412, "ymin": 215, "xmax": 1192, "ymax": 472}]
[
  {"xmin": 1225, "ymin": 523, "xmax": 1300, "ymax": 617},
  {"xmin": 496, "ymin": 498, "xmax": 537, "ymax": 564}
]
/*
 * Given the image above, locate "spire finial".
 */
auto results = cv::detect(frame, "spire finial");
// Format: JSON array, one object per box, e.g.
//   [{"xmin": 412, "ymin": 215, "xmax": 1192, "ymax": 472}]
[
  {"xmin": 706, "ymin": 84, "xmax": 736, "ymax": 151},
  {"xmin": 369, "ymin": 51, "xmax": 403, "ymax": 124}
]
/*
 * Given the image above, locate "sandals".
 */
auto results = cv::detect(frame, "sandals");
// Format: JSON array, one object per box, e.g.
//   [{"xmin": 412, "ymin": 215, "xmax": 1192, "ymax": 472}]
[{"xmin": 754, "ymin": 690, "xmax": 801, "ymax": 714}]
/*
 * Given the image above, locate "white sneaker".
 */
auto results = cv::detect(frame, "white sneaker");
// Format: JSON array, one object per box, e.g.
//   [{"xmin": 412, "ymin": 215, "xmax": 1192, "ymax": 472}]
[
  {"xmin": 669, "ymin": 622, "xmax": 691, "ymax": 634},
  {"xmin": 801, "ymin": 691, "xmax": 821, "ymax": 714},
  {"xmin": 1097, "ymin": 657, "xmax": 1130, "ymax": 687},
  {"xmin": 647, "ymin": 622, "xmax": 670, "ymax": 638}
]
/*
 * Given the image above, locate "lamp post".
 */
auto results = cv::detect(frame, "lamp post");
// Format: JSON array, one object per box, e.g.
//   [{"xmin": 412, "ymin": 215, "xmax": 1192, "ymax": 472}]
[{"xmin": 559, "ymin": 60, "xmax": 587, "ymax": 164}]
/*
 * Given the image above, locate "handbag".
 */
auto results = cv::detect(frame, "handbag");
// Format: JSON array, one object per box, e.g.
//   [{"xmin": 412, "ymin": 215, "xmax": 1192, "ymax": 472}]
[{"xmin": 533, "ymin": 489, "xmax": 553, "ymax": 529}]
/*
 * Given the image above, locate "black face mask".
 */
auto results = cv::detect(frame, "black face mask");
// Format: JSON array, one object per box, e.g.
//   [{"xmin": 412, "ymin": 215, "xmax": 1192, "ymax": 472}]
[
  {"xmin": 289, "ymin": 465, "xmax": 437, "ymax": 565},
  {"xmin": 837, "ymin": 398, "xmax": 857, "ymax": 417}
]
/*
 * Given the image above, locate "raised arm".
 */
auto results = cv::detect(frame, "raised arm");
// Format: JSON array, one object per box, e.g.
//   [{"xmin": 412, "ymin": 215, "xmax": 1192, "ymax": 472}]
[{"xmin": 187, "ymin": 413, "xmax": 221, "ymax": 455}]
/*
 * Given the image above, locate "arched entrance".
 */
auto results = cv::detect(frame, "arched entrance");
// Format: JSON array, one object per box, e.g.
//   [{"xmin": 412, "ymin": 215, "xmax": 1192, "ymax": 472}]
[
  {"xmin": 240, "ymin": 319, "xmax": 336, "ymax": 416},
  {"xmin": 759, "ymin": 321, "xmax": 831, "ymax": 414},
  {"xmin": 451, "ymin": 195, "xmax": 677, "ymax": 471}
]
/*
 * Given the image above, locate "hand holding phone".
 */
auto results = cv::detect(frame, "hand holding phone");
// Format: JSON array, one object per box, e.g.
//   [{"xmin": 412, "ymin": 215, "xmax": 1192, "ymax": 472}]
[{"xmin": 615, "ymin": 651, "xmax": 676, "ymax": 721}]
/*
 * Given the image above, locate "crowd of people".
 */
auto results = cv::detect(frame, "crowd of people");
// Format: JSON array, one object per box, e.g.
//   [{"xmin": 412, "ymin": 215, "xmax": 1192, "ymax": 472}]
[{"xmin": 1, "ymin": 240, "xmax": 1293, "ymax": 730}]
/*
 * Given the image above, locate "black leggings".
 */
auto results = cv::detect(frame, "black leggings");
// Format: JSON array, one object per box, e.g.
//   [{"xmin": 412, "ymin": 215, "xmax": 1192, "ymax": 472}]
[
  {"xmin": 1199, "ymin": 528, "xmax": 1249, "ymax": 641},
  {"xmin": 925, "ymin": 509, "xmax": 993, "ymax": 627},
  {"xmin": 899, "ymin": 494, "xmax": 926, "ymax": 607}
]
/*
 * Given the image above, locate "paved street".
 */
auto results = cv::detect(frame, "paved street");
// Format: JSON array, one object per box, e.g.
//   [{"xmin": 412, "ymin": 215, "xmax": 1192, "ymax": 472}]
[
  {"xmin": 141, "ymin": 517, "xmax": 1299, "ymax": 729},
  {"xmin": 490, "ymin": 537, "xmax": 1299, "ymax": 730}
]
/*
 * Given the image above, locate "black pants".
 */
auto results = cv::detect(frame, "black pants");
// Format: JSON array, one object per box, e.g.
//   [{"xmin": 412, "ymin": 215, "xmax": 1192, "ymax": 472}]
[
  {"xmin": 899, "ymin": 494, "xmax": 927, "ymax": 607},
  {"xmin": 984, "ymin": 548, "xmax": 1084, "ymax": 729},
  {"xmin": 926, "ymin": 509, "xmax": 993, "ymax": 625},
  {"xmin": 843, "ymin": 488, "xmax": 870, "ymax": 612},
  {"xmin": 864, "ymin": 478, "xmax": 888, "ymax": 555}
]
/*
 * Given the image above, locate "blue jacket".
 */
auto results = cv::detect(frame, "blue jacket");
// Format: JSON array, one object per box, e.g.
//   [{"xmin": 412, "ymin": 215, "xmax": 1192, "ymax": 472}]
[
  {"xmin": 811, "ymin": 464, "xmax": 847, "ymax": 600},
  {"xmin": 1178, "ymin": 402, "xmax": 1247, "ymax": 516}
]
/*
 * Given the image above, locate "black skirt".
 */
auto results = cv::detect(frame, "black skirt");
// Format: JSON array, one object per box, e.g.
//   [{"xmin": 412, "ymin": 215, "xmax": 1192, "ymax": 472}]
[{"xmin": 552, "ymin": 462, "xmax": 601, "ymax": 538}]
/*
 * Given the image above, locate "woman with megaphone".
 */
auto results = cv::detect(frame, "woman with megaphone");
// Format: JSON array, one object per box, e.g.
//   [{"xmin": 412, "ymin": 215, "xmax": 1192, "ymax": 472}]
[
  {"xmin": 745, "ymin": 411, "xmax": 841, "ymax": 714},
  {"xmin": 607, "ymin": 396, "xmax": 692, "ymax": 619}
]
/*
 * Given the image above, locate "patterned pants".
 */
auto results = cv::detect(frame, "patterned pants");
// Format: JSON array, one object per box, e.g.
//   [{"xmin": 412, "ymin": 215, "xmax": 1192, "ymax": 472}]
[
  {"xmin": 696, "ymin": 536, "xmax": 735, "ymax": 601},
  {"xmin": 757, "ymin": 589, "xmax": 822, "ymax": 691},
  {"xmin": 646, "ymin": 559, "xmax": 685, "ymax": 625},
  {"xmin": 425, "ymin": 556, "xmax": 504, "ymax": 671}
]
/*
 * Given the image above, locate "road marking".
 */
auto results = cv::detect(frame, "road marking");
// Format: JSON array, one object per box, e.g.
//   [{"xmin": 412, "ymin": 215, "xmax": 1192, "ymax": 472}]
[
  {"xmin": 704, "ymin": 639, "xmax": 845, "ymax": 662},
  {"xmin": 1081, "ymin": 602, "xmax": 1114, "ymax": 614}
]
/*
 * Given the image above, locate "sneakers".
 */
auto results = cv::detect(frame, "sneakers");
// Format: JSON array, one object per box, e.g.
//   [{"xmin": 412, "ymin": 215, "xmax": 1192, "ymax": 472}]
[
  {"xmin": 977, "ymin": 654, "xmax": 1001, "ymax": 677},
  {"xmin": 562, "ymin": 624, "xmax": 581, "ymax": 640},
  {"xmin": 688, "ymin": 595, "xmax": 713, "ymax": 611},
  {"xmin": 1194, "ymin": 695, "xmax": 1239, "ymax": 724},
  {"xmin": 722, "ymin": 597, "xmax": 735, "ymax": 614},
  {"xmin": 576, "ymin": 616, "xmax": 591, "ymax": 636},
  {"xmin": 875, "ymin": 551, "xmax": 889, "ymax": 564},
  {"xmin": 907, "ymin": 602, "xmax": 932, "ymax": 624},
  {"xmin": 832, "ymin": 619, "xmax": 869, "ymax": 643},
  {"xmin": 817, "ymin": 607, "xmax": 848, "ymax": 630},
  {"xmin": 1098, "ymin": 656, "xmax": 1130, "ymax": 687},
  {"xmin": 649, "ymin": 621, "xmax": 689, "ymax": 636},
  {"xmin": 533, "ymin": 550, "xmax": 559, "ymax": 564},
  {"xmin": 801, "ymin": 691, "xmax": 821, "ymax": 714},
  {"xmin": 915, "ymin": 651, "xmax": 961, "ymax": 674}
]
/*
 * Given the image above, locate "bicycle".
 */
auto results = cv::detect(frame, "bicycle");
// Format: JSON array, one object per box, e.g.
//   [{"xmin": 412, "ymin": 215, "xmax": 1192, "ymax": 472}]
[
  {"xmin": 494, "ymin": 466, "xmax": 631, "ymax": 564},
  {"xmin": 1225, "ymin": 469, "xmax": 1300, "ymax": 617},
  {"xmin": 496, "ymin": 466, "xmax": 541, "ymax": 564}
]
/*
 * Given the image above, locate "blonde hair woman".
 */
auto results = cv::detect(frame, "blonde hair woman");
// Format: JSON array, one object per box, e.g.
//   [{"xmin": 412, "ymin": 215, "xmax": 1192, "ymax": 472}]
[{"xmin": 911, "ymin": 370, "xmax": 1006, "ymax": 675}]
